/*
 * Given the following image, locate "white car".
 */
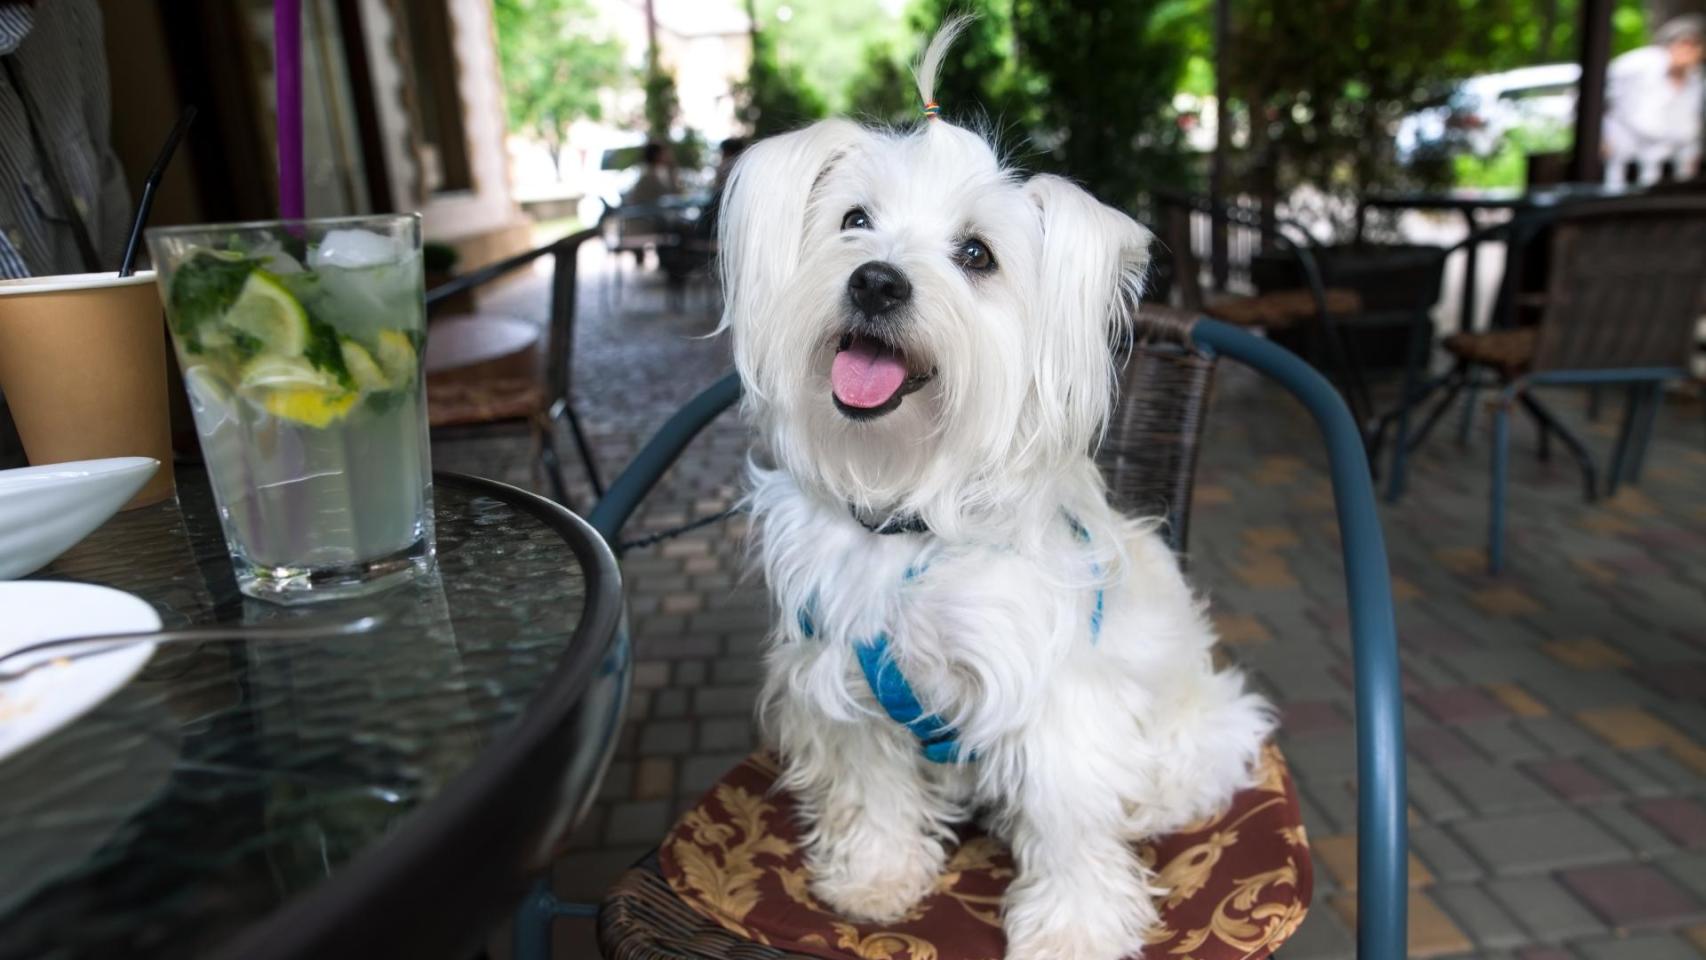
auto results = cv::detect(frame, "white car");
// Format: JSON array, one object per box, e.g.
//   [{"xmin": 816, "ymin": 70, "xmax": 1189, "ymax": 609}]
[{"xmin": 1396, "ymin": 63, "xmax": 1580, "ymax": 163}]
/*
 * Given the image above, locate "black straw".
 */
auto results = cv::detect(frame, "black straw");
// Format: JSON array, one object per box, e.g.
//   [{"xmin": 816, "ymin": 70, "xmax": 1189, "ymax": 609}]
[{"xmin": 118, "ymin": 105, "xmax": 198, "ymax": 278}]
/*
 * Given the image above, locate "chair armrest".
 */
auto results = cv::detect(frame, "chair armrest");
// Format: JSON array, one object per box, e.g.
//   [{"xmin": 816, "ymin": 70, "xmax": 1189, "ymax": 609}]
[
  {"xmin": 1189, "ymin": 317, "xmax": 1408, "ymax": 960},
  {"xmin": 587, "ymin": 372, "xmax": 742, "ymax": 546}
]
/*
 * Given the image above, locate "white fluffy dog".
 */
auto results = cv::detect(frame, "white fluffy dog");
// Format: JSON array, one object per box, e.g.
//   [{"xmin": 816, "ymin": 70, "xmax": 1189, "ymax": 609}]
[{"xmin": 714, "ymin": 19, "xmax": 1273, "ymax": 960}]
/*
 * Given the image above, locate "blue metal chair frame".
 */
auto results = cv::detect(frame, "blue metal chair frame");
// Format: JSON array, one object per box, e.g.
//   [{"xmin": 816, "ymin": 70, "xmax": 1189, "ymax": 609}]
[
  {"xmin": 511, "ymin": 319, "xmax": 1406, "ymax": 959},
  {"xmin": 1370, "ymin": 196, "xmax": 1706, "ymax": 572},
  {"xmin": 1487, "ymin": 368, "xmax": 1686, "ymax": 572}
]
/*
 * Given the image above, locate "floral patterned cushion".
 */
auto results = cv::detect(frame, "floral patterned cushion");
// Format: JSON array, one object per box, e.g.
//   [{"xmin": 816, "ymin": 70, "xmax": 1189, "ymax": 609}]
[{"xmin": 658, "ymin": 744, "xmax": 1311, "ymax": 960}]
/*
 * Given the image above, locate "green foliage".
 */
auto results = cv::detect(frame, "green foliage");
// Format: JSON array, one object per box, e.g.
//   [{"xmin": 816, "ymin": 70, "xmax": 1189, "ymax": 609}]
[
  {"xmin": 1221, "ymin": 0, "xmax": 1655, "ymax": 234},
  {"xmin": 644, "ymin": 61, "xmax": 680, "ymax": 146},
  {"xmin": 751, "ymin": 0, "xmax": 1663, "ymax": 226},
  {"xmin": 1010, "ymin": 0, "xmax": 1199, "ymax": 207},
  {"xmin": 302, "ymin": 314, "xmax": 353, "ymax": 389},
  {"xmin": 844, "ymin": 0, "xmax": 1196, "ymax": 207},
  {"xmin": 849, "ymin": 0, "xmax": 1027, "ymax": 130},
  {"xmin": 493, "ymin": 0, "xmax": 626, "ymax": 178},
  {"xmin": 167, "ymin": 252, "xmax": 259, "ymax": 339},
  {"xmin": 1452, "ymin": 120, "xmax": 1574, "ymax": 189},
  {"xmin": 737, "ymin": 25, "xmax": 828, "ymax": 138},
  {"xmin": 1223, "ymin": 0, "xmax": 1527, "ymax": 233},
  {"xmin": 847, "ymin": 41, "xmax": 915, "ymax": 122},
  {"xmin": 751, "ymin": 0, "xmax": 910, "ymax": 115}
]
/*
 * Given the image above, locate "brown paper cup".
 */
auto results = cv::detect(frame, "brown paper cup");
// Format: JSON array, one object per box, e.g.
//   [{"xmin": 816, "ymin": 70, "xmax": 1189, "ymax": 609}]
[{"xmin": 0, "ymin": 272, "xmax": 175, "ymax": 508}]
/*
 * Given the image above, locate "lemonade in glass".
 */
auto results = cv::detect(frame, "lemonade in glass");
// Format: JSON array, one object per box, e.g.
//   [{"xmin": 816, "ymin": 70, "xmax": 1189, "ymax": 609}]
[{"xmin": 148, "ymin": 215, "xmax": 434, "ymax": 602}]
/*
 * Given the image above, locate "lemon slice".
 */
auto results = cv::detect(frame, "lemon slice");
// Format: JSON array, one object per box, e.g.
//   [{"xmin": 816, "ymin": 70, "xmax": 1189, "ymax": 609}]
[
  {"xmin": 373, "ymin": 330, "xmax": 418, "ymax": 386},
  {"xmin": 239, "ymin": 355, "xmax": 336, "ymax": 391},
  {"xmin": 339, "ymin": 339, "xmax": 389, "ymax": 391},
  {"xmin": 223, "ymin": 271, "xmax": 309, "ymax": 356},
  {"xmin": 263, "ymin": 388, "xmax": 359, "ymax": 428}
]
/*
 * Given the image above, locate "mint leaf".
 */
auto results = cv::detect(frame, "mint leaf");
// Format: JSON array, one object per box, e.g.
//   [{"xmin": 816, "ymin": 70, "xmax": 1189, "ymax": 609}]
[
  {"xmin": 167, "ymin": 252, "xmax": 259, "ymax": 341},
  {"xmin": 303, "ymin": 314, "xmax": 353, "ymax": 390},
  {"xmin": 230, "ymin": 329, "xmax": 263, "ymax": 361}
]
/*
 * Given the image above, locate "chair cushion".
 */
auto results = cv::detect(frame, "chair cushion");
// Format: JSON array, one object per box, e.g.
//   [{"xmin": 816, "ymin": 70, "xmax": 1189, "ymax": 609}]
[
  {"xmin": 426, "ymin": 376, "xmax": 545, "ymax": 428},
  {"xmin": 1204, "ymin": 288, "xmax": 1362, "ymax": 329},
  {"xmin": 655, "ymin": 744, "xmax": 1311, "ymax": 960},
  {"xmin": 1442, "ymin": 327, "xmax": 1537, "ymax": 376}
]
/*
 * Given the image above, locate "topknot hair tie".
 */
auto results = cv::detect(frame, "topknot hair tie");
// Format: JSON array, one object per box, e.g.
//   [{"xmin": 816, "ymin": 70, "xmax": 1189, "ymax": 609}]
[{"xmin": 922, "ymin": 100, "xmax": 941, "ymax": 120}]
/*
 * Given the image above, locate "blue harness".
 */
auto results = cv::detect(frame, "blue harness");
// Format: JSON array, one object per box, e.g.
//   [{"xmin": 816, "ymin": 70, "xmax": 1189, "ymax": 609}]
[{"xmin": 797, "ymin": 515, "xmax": 1105, "ymax": 764}]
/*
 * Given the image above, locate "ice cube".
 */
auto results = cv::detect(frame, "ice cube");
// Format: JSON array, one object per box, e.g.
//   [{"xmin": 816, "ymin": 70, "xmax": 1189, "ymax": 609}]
[
  {"xmin": 310, "ymin": 229, "xmax": 400, "ymax": 269},
  {"xmin": 250, "ymin": 242, "xmax": 305, "ymax": 274}
]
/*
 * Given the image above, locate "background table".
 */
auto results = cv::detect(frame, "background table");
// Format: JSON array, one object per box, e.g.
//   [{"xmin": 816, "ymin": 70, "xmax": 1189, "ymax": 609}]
[
  {"xmin": 0, "ymin": 470, "xmax": 624, "ymax": 959},
  {"xmin": 1356, "ymin": 184, "xmax": 1639, "ymax": 332}
]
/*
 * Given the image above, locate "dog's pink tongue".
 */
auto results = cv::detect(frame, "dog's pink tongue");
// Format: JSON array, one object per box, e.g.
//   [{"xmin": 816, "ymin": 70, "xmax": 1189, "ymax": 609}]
[{"xmin": 831, "ymin": 337, "xmax": 908, "ymax": 409}]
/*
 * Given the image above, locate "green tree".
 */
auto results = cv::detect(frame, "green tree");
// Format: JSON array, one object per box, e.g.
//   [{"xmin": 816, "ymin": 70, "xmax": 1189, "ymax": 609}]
[
  {"xmin": 1216, "ymin": 0, "xmax": 1659, "ymax": 225},
  {"xmin": 1010, "ymin": 0, "xmax": 1198, "ymax": 207},
  {"xmin": 644, "ymin": 61, "xmax": 681, "ymax": 146},
  {"xmin": 849, "ymin": 0, "xmax": 1027, "ymax": 130},
  {"xmin": 493, "ymin": 0, "xmax": 626, "ymax": 181},
  {"xmin": 750, "ymin": 0, "xmax": 909, "ymax": 114},
  {"xmin": 736, "ymin": 25, "xmax": 828, "ymax": 137}
]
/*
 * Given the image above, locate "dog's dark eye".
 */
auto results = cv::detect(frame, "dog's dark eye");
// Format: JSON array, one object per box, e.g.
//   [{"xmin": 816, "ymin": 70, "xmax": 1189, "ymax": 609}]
[
  {"xmin": 841, "ymin": 208, "xmax": 872, "ymax": 231},
  {"xmin": 955, "ymin": 238, "xmax": 995, "ymax": 272}
]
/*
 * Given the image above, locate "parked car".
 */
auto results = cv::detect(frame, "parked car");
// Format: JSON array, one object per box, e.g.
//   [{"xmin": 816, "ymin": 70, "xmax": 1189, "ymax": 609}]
[{"xmin": 1396, "ymin": 63, "xmax": 1580, "ymax": 164}]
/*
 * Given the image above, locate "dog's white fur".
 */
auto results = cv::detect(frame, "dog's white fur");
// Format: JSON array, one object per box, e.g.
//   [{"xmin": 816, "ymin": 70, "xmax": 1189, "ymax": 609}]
[{"xmin": 715, "ymin": 19, "xmax": 1274, "ymax": 960}]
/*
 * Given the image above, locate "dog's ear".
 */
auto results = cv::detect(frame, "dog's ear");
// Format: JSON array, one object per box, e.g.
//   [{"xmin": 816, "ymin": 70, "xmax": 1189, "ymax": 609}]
[
  {"xmin": 716, "ymin": 119, "xmax": 870, "ymax": 333},
  {"xmin": 1021, "ymin": 174, "xmax": 1152, "ymax": 455}
]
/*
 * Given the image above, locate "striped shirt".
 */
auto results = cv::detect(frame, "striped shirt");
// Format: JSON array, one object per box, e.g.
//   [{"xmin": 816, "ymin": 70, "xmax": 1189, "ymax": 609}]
[{"xmin": 0, "ymin": 1, "xmax": 130, "ymax": 278}]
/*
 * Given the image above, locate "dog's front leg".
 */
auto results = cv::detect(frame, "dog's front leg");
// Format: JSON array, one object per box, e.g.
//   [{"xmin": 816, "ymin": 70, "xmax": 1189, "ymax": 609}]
[
  {"xmin": 784, "ymin": 717, "xmax": 950, "ymax": 924},
  {"xmin": 1001, "ymin": 741, "xmax": 1159, "ymax": 960}
]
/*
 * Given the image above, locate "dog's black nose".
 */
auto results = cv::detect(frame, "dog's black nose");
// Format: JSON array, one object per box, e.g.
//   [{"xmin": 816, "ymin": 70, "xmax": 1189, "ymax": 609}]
[{"xmin": 847, "ymin": 261, "xmax": 912, "ymax": 317}]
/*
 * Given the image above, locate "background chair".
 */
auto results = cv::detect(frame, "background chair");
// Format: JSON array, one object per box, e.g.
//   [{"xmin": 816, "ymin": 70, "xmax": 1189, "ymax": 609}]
[
  {"xmin": 1371, "ymin": 195, "xmax": 1706, "ymax": 571},
  {"xmin": 425, "ymin": 228, "xmax": 603, "ymax": 509},
  {"xmin": 1154, "ymin": 192, "xmax": 1386, "ymax": 446},
  {"xmin": 542, "ymin": 314, "xmax": 1404, "ymax": 960}
]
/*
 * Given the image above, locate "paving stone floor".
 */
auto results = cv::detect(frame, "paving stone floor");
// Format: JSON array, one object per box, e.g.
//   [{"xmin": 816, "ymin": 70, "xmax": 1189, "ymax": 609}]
[{"xmin": 444, "ymin": 245, "xmax": 1706, "ymax": 959}]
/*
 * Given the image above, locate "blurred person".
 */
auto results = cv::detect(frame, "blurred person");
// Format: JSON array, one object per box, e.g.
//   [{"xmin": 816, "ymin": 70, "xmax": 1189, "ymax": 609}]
[
  {"xmin": 621, "ymin": 141, "xmax": 677, "ymax": 214},
  {"xmin": 712, "ymin": 136, "xmax": 749, "ymax": 195},
  {"xmin": 616, "ymin": 141, "xmax": 676, "ymax": 264},
  {"xmin": 1603, "ymin": 14, "xmax": 1704, "ymax": 187},
  {"xmin": 0, "ymin": 0, "xmax": 132, "ymax": 278},
  {"xmin": 699, "ymin": 137, "xmax": 749, "ymax": 240},
  {"xmin": 1, "ymin": 0, "xmax": 133, "ymax": 468}
]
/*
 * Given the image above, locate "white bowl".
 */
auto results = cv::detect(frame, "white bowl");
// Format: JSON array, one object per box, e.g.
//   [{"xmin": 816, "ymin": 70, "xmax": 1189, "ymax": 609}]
[{"xmin": 0, "ymin": 458, "xmax": 160, "ymax": 580}]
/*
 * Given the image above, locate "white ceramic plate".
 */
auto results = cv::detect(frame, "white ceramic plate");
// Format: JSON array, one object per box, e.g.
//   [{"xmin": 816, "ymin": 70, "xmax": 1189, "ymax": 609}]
[
  {"xmin": 0, "ymin": 582, "xmax": 160, "ymax": 763},
  {"xmin": 0, "ymin": 457, "xmax": 159, "ymax": 580}
]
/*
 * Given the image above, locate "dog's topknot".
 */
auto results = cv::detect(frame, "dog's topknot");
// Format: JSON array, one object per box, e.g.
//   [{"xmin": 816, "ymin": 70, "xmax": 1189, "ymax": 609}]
[{"xmin": 912, "ymin": 15, "xmax": 972, "ymax": 115}]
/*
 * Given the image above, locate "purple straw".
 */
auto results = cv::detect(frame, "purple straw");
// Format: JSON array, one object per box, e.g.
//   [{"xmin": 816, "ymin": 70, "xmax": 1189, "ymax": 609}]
[{"xmin": 275, "ymin": 0, "xmax": 304, "ymax": 220}]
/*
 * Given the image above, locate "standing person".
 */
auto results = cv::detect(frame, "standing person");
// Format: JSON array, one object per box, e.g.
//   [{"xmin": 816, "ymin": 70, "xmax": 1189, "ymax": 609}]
[
  {"xmin": 1603, "ymin": 14, "xmax": 1705, "ymax": 187},
  {"xmin": 0, "ymin": 0, "xmax": 133, "ymax": 466}
]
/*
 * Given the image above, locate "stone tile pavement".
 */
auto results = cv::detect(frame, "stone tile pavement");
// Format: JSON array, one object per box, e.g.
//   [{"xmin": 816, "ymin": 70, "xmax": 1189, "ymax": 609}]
[{"xmin": 442, "ymin": 244, "xmax": 1706, "ymax": 958}]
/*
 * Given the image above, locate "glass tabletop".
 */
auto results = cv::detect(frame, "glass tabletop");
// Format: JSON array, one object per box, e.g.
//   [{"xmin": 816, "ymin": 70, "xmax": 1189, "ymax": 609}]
[{"xmin": 0, "ymin": 469, "xmax": 620, "ymax": 958}]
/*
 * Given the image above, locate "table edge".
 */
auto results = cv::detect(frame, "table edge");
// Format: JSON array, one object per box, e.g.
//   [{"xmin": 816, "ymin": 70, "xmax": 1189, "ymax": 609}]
[{"xmin": 213, "ymin": 471, "xmax": 625, "ymax": 960}]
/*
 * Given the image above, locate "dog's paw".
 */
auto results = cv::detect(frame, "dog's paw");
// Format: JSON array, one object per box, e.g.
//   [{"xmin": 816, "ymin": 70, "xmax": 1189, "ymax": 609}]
[
  {"xmin": 810, "ymin": 861, "xmax": 938, "ymax": 924},
  {"xmin": 1003, "ymin": 878, "xmax": 1159, "ymax": 960}
]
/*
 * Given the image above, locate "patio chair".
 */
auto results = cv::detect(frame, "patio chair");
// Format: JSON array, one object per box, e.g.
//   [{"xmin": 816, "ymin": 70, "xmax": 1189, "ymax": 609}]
[
  {"xmin": 1155, "ymin": 191, "xmax": 1381, "ymax": 441},
  {"xmin": 1370, "ymin": 195, "xmax": 1706, "ymax": 572},
  {"xmin": 425, "ymin": 228, "xmax": 603, "ymax": 508},
  {"xmin": 502, "ymin": 313, "xmax": 1405, "ymax": 960}
]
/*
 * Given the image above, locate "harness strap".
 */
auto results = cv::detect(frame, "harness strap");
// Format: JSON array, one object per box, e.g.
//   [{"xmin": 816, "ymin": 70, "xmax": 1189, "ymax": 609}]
[{"xmin": 798, "ymin": 512, "xmax": 1105, "ymax": 764}]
